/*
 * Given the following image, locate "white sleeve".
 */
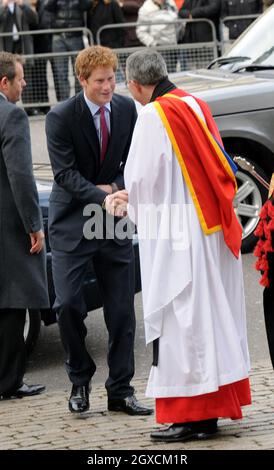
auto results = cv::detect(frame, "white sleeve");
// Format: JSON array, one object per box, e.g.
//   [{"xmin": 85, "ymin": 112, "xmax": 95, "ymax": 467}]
[
  {"xmin": 124, "ymin": 104, "xmax": 173, "ymax": 225},
  {"xmin": 136, "ymin": 9, "xmax": 155, "ymax": 47}
]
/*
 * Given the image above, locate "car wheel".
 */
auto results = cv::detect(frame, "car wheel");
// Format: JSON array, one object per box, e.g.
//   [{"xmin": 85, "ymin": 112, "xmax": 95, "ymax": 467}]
[
  {"xmin": 233, "ymin": 166, "xmax": 268, "ymax": 253},
  {"xmin": 24, "ymin": 309, "xmax": 41, "ymax": 356}
]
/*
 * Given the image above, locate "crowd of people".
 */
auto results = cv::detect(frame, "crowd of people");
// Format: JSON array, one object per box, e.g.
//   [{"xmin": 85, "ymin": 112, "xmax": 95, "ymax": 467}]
[{"xmin": 0, "ymin": 0, "xmax": 272, "ymax": 113}]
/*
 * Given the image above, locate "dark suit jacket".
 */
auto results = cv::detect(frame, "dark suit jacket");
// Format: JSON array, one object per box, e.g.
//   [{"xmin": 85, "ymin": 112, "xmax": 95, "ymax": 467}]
[
  {"xmin": 179, "ymin": 0, "xmax": 221, "ymax": 42},
  {"xmin": 46, "ymin": 91, "xmax": 137, "ymax": 252},
  {"xmin": 0, "ymin": 95, "xmax": 49, "ymax": 309},
  {"xmin": 0, "ymin": 1, "xmax": 38, "ymax": 55}
]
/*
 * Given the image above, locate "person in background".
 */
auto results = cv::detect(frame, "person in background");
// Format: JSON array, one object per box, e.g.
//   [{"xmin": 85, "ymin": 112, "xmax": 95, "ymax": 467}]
[
  {"xmin": 87, "ymin": 0, "xmax": 125, "ymax": 81},
  {"xmin": 178, "ymin": 0, "xmax": 221, "ymax": 42},
  {"xmin": 87, "ymin": 0, "xmax": 125, "ymax": 48},
  {"xmin": 0, "ymin": 0, "xmax": 38, "ymax": 115},
  {"xmin": 45, "ymin": 45, "xmax": 153, "ymax": 417},
  {"xmin": 110, "ymin": 49, "xmax": 251, "ymax": 442},
  {"xmin": 254, "ymin": 174, "xmax": 274, "ymax": 369},
  {"xmin": 44, "ymin": 0, "xmax": 92, "ymax": 101},
  {"xmin": 0, "ymin": 51, "xmax": 49, "ymax": 400},
  {"xmin": 263, "ymin": 0, "xmax": 274, "ymax": 11},
  {"xmin": 136, "ymin": 0, "xmax": 178, "ymax": 73},
  {"xmin": 117, "ymin": 0, "xmax": 144, "ymax": 47},
  {"xmin": 30, "ymin": 0, "xmax": 55, "ymax": 115},
  {"xmin": 221, "ymin": 0, "xmax": 262, "ymax": 40}
]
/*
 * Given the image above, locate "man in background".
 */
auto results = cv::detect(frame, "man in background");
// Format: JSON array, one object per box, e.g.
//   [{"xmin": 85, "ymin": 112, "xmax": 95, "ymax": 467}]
[{"xmin": 0, "ymin": 51, "xmax": 49, "ymax": 399}]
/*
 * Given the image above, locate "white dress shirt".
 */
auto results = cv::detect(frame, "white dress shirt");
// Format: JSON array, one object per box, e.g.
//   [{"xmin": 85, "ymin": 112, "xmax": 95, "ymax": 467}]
[{"xmin": 84, "ymin": 93, "xmax": 111, "ymax": 148}]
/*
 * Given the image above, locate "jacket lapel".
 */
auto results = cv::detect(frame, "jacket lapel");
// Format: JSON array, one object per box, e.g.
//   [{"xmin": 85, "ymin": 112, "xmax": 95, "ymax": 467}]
[
  {"xmin": 77, "ymin": 92, "xmax": 100, "ymax": 171},
  {"xmin": 15, "ymin": 5, "xmax": 23, "ymax": 30}
]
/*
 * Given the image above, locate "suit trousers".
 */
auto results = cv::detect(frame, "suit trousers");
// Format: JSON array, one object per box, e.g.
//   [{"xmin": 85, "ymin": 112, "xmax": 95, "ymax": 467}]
[
  {"xmin": 0, "ymin": 309, "xmax": 26, "ymax": 395},
  {"xmin": 52, "ymin": 238, "xmax": 136, "ymax": 399},
  {"xmin": 263, "ymin": 252, "xmax": 274, "ymax": 368}
]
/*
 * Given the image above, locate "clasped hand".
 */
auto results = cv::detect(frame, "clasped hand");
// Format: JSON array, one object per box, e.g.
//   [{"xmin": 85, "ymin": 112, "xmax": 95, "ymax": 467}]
[{"xmin": 105, "ymin": 190, "xmax": 128, "ymax": 217}]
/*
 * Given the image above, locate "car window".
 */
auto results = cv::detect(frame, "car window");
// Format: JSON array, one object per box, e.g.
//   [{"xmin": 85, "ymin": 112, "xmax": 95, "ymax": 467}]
[{"xmin": 225, "ymin": 6, "xmax": 274, "ymax": 67}]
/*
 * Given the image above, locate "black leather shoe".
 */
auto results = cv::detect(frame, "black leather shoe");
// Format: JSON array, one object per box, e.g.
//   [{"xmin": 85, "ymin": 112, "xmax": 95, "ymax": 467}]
[
  {"xmin": 15, "ymin": 383, "xmax": 45, "ymax": 397},
  {"xmin": 150, "ymin": 420, "xmax": 218, "ymax": 442},
  {"xmin": 1, "ymin": 383, "xmax": 45, "ymax": 399},
  {"xmin": 68, "ymin": 384, "xmax": 90, "ymax": 413},
  {"xmin": 108, "ymin": 394, "xmax": 153, "ymax": 416}
]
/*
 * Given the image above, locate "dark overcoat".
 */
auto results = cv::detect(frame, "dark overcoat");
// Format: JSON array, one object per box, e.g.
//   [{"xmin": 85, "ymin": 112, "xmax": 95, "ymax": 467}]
[
  {"xmin": 0, "ymin": 1, "xmax": 38, "ymax": 55},
  {"xmin": 0, "ymin": 95, "xmax": 49, "ymax": 309}
]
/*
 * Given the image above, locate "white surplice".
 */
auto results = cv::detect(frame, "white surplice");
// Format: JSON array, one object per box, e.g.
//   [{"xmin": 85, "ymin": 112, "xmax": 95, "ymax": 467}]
[{"xmin": 124, "ymin": 98, "xmax": 250, "ymax": 398}]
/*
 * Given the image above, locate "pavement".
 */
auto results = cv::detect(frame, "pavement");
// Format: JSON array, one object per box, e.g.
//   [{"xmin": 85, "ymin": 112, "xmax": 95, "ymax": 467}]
[
  {"xmin": 0, "ymin": 360, "xmax": 274, "ymax": 450},
  {"xmin": 33, "ymin": 163, "xmax": 53, "ymax": 181}
]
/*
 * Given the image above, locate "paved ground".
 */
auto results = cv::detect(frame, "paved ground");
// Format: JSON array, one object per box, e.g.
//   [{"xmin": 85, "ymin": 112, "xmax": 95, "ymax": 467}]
[{"xmin": 0, "ymin": 360, "xmax": 274, "ymax": 450}]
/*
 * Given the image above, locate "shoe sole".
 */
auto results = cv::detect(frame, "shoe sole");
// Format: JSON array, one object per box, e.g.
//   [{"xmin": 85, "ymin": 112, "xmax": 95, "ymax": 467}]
[
  {"xmin": 108, "ymin": 407, "xmax": 153, "ymax": 416},
  {"xmin": 69, "ymin": 408, "xmax": 90, "ymax": 413},
  {"xmin": 15, "ymin": 389, "xmax": 45, "ymax": 398},
  {"xmin": 69, "ymin": 403, "xmax": 90, "ymax": 413},
  {"xmin": 1, "ymin": 389, "xmax": 45, "ymax": 399},
  {"xmin": 150, "ymin": 430, "xmax": 218, "ymax": 443}
]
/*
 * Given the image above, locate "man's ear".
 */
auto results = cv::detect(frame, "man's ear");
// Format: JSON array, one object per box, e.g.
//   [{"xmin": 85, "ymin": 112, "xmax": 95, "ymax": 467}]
[
  {"xmin": 78, "ymin": 75, "xmax": 86, "ymax": 88},
  {"xmin": 133, "ymin": 81, "xmax": 143, "ymax": 94},
  {"xmin": 0, "ymin": 76, "xmax": 9, "ymax": 91}
]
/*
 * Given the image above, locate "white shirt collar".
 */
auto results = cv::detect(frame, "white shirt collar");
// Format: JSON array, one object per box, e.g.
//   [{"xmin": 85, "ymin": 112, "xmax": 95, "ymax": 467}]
[
  {"xmin": 83, "ymin": 93, "xmax": 111, "ymax": 116},
  {"xmin": 0, "ymin": 92, "xmax": 7, "ymax": 101},
  {"xmin": 8, "ymin": 2, "xmax": 15, "ymax": 14}
]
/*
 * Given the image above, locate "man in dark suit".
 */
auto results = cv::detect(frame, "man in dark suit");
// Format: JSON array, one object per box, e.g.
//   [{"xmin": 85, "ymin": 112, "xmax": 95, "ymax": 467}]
[
  {"xmin": 45, "ymin": 45, "xmax": 152, "ymax": 416},
  {"xmin": 0, "ymin": 51, "xmax": 49, "ymax": 399}
]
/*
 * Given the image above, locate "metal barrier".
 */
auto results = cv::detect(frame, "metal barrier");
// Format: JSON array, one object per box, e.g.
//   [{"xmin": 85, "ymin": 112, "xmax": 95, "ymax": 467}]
[
  {"xmin": 0, "ymin": 15, "xmax": 260, "ymax": 111},
  {"xmin": 97, "ymin": 19, "xmax": 219, "ymax": 76},
  {"xmin": 0, "ymin": 28, "xmax": 93, "ymax": 112}
]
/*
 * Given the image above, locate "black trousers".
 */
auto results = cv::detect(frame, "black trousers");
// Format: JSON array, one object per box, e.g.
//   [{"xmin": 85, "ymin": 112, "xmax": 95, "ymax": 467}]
[
  {"xmin": 0, "ymin": 309, "xmax": 26, "ymax": 395},
  {"xmin": 264, "ymin": 252, "xmax": 274, "ymax": 368},
  {"xmin": 52, "ymin": 238, "xmax": 136, "ymax": 399}
]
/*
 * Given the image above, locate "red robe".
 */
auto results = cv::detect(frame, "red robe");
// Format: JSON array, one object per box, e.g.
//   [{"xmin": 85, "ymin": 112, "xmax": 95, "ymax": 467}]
[{"xmin": 154, "ymin": 88, "xmax": 242, "ymax": 258}]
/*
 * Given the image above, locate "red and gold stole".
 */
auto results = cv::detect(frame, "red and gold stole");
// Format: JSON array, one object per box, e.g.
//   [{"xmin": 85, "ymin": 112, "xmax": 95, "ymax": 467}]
[{"xmin": 154, "ymin": 88, "xmax": 242, "ymax": 258}]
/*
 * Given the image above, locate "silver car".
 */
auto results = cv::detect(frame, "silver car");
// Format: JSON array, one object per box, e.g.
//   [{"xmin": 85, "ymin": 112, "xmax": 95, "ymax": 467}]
[{"xmin": 121, "ymin": 6, "xmax": 274, "ymax": 252}]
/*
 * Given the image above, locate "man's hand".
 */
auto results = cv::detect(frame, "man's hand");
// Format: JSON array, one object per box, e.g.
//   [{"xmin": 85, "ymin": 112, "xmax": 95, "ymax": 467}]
[
  {"xmin": 104, "ymin": 190, "xmax": 128, "ymax": 217},
  {"xmin": 29, "ymin": 230, "xmax": 45, "ymax": 254},
  {"xmin": 96, "ymin": 184, "xmax": 112, "ymax": 194}
]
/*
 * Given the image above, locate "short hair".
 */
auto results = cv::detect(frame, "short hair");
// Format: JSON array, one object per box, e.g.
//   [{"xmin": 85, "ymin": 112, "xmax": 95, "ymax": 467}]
[
  {"xmin": 75, "ymin": 46, "xmax": 118, "ymax": 79},
  {"xmin": 126, "ymin": 50, "xmax": 168, "ymax": 86},
  {"xmin": 0, "ymin": 51, "xmax": 23, "ymax": 82}
]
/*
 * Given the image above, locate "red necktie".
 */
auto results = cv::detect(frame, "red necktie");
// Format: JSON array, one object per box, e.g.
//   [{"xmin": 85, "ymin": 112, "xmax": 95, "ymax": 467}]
[{"xmin": 100, "ymin": 106, "xmax": 109, "ymax": 163}]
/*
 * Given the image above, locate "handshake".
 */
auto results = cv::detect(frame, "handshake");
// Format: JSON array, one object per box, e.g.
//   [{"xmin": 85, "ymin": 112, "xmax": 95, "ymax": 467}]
[{"xmin": 104, "ymin": 190, "xmax": 129, "ymax": 218}]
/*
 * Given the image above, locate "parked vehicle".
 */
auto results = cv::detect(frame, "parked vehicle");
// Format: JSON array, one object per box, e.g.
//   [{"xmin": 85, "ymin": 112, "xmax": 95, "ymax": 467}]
[
  {"xmin": 119, "ymin": 5, "xmax": 274, "ymax": 253},
  {"xmin": 179, "ymin": 6, "xmax": 274, "ymax": 251}
]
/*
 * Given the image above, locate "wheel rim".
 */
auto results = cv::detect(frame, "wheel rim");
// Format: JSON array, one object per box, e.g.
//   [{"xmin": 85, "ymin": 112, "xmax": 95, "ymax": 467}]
[
  {"xmin": 233, "ymin": 171, "xmax": 262, "ymax": 240},
  {"xmin": 24, "ymin": 309, "xmax": 30, "ymax": 342}
]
